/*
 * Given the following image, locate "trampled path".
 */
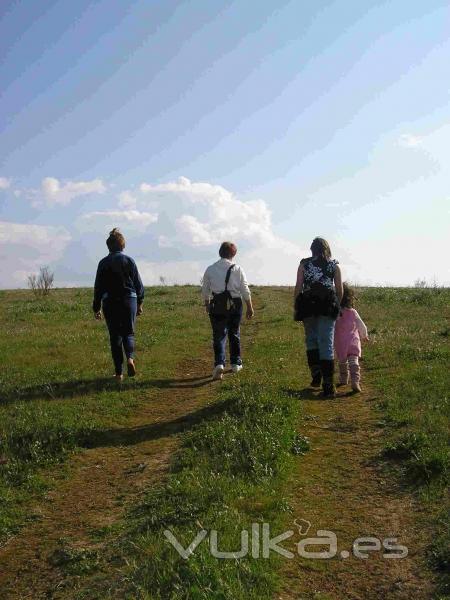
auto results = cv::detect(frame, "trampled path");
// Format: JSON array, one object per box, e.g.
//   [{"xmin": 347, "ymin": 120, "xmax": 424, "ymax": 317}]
[
  {"xmin": 0, "ymin": 338, "xmax": 434, "ymax": 598},
  {"xmin": 0, "ymin": 356, "xmax": 217, "ymax": 599},
  {"xmin": 276, "ymin": 383, "xmax": 434, "ymax": 600}
]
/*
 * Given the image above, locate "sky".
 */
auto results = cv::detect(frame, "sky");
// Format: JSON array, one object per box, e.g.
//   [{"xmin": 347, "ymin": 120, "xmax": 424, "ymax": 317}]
[{"xmin": 1, "ymin": 0, "xmax": 449, "ymax": 288}]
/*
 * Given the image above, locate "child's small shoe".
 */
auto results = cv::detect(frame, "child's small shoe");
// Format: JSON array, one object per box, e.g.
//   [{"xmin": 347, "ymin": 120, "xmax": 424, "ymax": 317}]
[{"xmin": 351, "ymin": 383, "xmax": 362, "ymax": 393}]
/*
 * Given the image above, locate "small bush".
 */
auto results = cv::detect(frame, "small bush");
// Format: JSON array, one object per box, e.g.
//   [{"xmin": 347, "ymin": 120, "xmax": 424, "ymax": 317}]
[{"xmin": 28, "ymin": 266, "xmax": 54, "ymax": 297}]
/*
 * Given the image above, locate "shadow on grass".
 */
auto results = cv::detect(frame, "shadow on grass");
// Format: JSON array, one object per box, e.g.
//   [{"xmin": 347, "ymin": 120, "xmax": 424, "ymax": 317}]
[
  {"xmin": 0, "ymin": 374, "xmax": 213, "ymax": 404},
  {"xmin": 282, "ymin": 387, "xmax": 321, "ymax": 401},
  {"xmin": 282, "ymin": 387, "xmax": 353, "ymax": 401},
  {"xmin": 80, "ymin": 396, "xmax": 236, "ymax": 449}
]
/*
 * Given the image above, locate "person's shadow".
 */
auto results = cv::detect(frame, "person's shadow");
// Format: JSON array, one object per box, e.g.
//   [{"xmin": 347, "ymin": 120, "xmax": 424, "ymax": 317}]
[
  {"xmin": 283, "ymin": 387, "xmax": 353, "ymax": 400},
  {"xmin": 282, "ymin": 387, "xmax": 321, "ymax": 401},
  {"xmin": 80, "ymin": 396, "xmax": 237, "ymax": 450},
  {"xmin": 0, "ymin": 374, "xmax": 213, "ymax": 404}
]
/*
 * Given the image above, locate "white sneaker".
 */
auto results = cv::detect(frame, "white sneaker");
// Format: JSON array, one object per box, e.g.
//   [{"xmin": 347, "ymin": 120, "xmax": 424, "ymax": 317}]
[
  {"xmin": 212, "ymin": 365, "xmax": 224, "ymax": 380},
  {"xmin": 231, "ymin": 364, "xmax": 243, "ymax": 374}
]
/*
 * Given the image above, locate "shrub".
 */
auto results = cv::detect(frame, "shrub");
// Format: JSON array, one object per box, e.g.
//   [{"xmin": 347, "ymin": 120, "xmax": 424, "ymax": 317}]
[{"xmin": 27, "ymin": 266, "xmax": 54, "ymax": 297}]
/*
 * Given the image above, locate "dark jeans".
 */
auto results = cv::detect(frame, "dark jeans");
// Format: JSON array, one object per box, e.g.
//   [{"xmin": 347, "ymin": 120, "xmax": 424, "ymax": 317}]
[
  {"xmin": 103, "ymin": 296, "xmax": 137, "ymax": 375},
  {"xmin": 209, "ymin": 299, "xmax": 243, "ymax": 367}
]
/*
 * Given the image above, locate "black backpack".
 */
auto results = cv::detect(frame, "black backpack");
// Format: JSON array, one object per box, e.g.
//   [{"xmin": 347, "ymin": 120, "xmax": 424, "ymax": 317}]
[
  {"xmin": 295, "ymin": 282, "xmax": 340, "ymax": 321},
  {"xmin": 209, "ymin": 265, "xmax": 236, "ymax": 317}
]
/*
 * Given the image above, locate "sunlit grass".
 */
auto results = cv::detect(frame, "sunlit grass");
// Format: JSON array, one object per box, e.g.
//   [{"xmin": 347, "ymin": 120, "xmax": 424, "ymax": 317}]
[{"xmin": 0, "ymin": 285, "xmax": 448, "ymax": 597}]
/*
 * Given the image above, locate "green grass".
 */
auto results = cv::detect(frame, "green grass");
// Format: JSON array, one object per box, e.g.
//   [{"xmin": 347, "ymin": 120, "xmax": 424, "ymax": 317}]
[
  {"xmin": 355, "ymin": 287, "xmax": 449, "ymax": 493},
  {"xmin": 104, "ymin": 286, "xmax": 449, "ymax": 599},
  {"xmin": 0, "ymin": 286, "xmax": 210, "ymax": 541},
  {"xmin": 356, "ymin": 286, "xmax": 450, "ymax": 596},
  {"xmin": 121, "ymin": 386, "xmax": 299, "ymax": 599},
  {"xmin": 71, "ymin": 286, "xmax": 307, "ymax": 599},
  {"xmin": 0, "ymin": 285, "xmax": 448, "ymax": 598}
]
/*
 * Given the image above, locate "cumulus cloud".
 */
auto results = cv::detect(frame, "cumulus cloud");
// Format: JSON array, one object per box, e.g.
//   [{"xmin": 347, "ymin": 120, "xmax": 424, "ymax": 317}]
[
  {"xmin": 134, "ymin": 177, "xmax": 304, "ymax": 284},
  {"xmin": 398, "ymin": 133, "xmax": 423, "ymax": 148},
  {"xmin": 29, "ymin": 177, "xmax": 107, "ymax": 206},
  {"xmin": 117, "ymin": 190, "xmax": 138, "ymax": 209},
  {"xmin": 2, "ymin": 176, "xmax": 306, "ymax": 287},
  {"xmin": 77, "ymin": 209, "xmax": 158, "ymax": 233},
  {"xmin": 0, "ymin": 221, "xmax": 71, "ymax": 287},
  {"xmin": 0, "ymin": 177, "xmax": 11, "ymax": 190},
  {"xmin": 138, "ymin": 260, "xmax": 204, "ymax": 285},
  {"xmin": 175, "ymin": 214, "xmax": 215, "ymax": 246},
  {"xmin": 140, "ymin": 176, "xmax": 274, "ymax": 247}
]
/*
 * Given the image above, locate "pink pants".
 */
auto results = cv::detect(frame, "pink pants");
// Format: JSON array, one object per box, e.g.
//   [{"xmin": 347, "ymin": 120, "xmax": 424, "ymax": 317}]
[{"xmin": 338, "ymin": 355, "xmax": 360, "ymax": 385}]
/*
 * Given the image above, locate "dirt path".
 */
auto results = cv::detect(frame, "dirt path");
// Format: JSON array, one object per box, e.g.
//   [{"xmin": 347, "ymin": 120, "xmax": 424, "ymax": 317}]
[
  {"xmin": 0, "ymin": 356, "xmax": 218, "ymax": 599},
  {"xmin": 277, "ymin": 383, "xmax": 434, "ymax": 600},
  {"xmin": 0, "ymin": 319, "xmax": 435, "ymax": 599}
]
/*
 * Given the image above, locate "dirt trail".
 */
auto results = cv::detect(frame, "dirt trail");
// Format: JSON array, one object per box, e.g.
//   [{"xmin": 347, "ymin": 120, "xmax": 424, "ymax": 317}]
[
  {"xmin": 0, "ymin": 356, "xmax": 217, "ymax": 599},
  {"xmin": 277, "ymin": 383, "xmax": 434, "ymax": 600},
  {"xmin": 0, "ymin": 326, "xmax": 434, "ymax": 599}
]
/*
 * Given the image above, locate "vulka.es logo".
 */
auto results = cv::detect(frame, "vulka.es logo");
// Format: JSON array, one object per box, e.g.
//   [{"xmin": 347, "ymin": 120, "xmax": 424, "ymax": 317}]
[{"xmin": 164, "ymin": 520, "xmax": 408, "ymax": 561}]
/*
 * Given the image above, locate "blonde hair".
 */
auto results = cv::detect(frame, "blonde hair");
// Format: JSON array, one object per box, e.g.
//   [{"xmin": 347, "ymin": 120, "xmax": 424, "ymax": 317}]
[{"xmin": 341, "ymin": 282, "xmax": 356, "ymax": 308}]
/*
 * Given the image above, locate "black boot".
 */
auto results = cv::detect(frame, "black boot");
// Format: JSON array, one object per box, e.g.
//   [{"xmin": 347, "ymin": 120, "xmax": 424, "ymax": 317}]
[
  {"xmin": 320, "ymin": 359, "xmax": 336, "ymax": 398},
  {"xmin": 306, "ymin": 349, "xmax": 321, "ymax": 387}
]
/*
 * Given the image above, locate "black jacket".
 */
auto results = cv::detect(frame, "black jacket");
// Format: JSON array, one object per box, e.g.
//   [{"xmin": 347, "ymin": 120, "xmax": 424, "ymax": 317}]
[{"xmin": 93, "ymin": 251, "xmax": 144, "ymax": 312}]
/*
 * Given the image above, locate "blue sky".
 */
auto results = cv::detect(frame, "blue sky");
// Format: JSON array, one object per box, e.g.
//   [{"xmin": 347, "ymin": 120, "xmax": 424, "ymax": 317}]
[{"xmin": 1, "ymin": 0, "xmax": 449, "ymax": 287}]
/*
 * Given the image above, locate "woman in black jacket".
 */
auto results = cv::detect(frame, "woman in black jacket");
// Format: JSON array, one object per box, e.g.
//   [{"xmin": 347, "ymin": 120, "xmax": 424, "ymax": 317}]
[{"xmin": 93, "ymin": 228, "xmax": 144, "ymax": 380}]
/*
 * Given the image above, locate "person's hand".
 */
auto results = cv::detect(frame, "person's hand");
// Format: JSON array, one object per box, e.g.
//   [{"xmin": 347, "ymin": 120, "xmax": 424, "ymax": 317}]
[
  {"xmin": 94, "ymin": 311, "xmax": 102, "ymax": 320},
  {"xmin": 246, "ymin": 306, "xmax": 254, "ymax": 320},
  {"xmin": 137, "ymin": 304, "xmax": 143, "ymax": 316},
  {"xmin": 364, "ymin": 336, "xmax": 370, "ymax": 342},
  {"xmin": 205, "ymin": 303, "xmax": 210, "ymax": 314}
]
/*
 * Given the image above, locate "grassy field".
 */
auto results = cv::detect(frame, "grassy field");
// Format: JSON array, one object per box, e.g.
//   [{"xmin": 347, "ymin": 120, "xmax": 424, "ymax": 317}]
[{"xmin": 0, "ymin": 285, "xmax": 448, "ymax": 598}]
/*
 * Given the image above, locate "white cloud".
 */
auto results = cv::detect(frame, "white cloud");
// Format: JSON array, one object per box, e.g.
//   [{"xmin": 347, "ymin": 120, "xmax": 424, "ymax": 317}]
[
  {"xmin": 239, "ymin": 236, "xmax": 305, "ymax": 285},
  {"xmin": 71, "ymin": 176, "xmax": 304, "ymax": 284},
  {"xmin": 324, "ymin": 201, "xmax": 350, "ymax": 208},
  {"xmin": 139, "ymin": 260, "xmax": 204, "ymax": 285},
  {"xmin": 0, "ymin": 221, "xmax": 71, "ymax": 287},
  {"xmin": 77, "ymin": 209, "xmax": 158, "ymax": 233},
  {"xmin": 117, "ymin": 190, "xmax": 137, "ymax": 209},
  {"xmin": 31, "ymin": 177, "xmax": 107, "ymax": 206},
  {"xmin": 136, "ymin": 176, "xmax": 304, "ymax": 283},
  {"xmin": 158, "ymin": 235, "xmax": 173, "ymax": 248},
  {"xmin": 398, "ymin": 133, "xmax": 423, "ymax": 148},
  {"xmin": 139, "ymin": 176, "xmax": 192, "ymax": 193},
  {"xmin": 0, "ymin": 177, "xmax": 11, "ymax": 190},
  {"xmin": 175, "ymin": 214, "xmax": 215, "ymax": 246},
  {"xmin": 140, "ymin": 176, "xmax": 274, "ymax": 246}
]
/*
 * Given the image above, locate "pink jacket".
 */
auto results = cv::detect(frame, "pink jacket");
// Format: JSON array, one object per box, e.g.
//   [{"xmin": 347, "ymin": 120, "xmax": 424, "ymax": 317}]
[{"xmin": 334, "ymin": 308, "xmax": 368, "ymax": 362}]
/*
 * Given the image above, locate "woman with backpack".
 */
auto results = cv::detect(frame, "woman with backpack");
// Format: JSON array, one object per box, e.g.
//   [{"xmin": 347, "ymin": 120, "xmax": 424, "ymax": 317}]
[
  {"xmin": 202, "ymin": 242, "xmax": 254, "ymax": 381},
  {"xmin": 294, "ymin": 237, "xmax": 343, "ymax": 397}
]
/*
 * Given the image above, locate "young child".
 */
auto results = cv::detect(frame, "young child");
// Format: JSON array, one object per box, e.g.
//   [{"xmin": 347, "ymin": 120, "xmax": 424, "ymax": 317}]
[{"xmin": 334, "ymin": 283, "xmax": 369, "ymax": 392}]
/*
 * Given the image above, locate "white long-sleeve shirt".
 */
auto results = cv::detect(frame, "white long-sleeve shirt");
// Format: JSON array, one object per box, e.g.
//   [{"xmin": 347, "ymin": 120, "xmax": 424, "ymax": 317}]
[{"xmin": 201, "ymin": 258, "xmax": 251, "ymax": 301}]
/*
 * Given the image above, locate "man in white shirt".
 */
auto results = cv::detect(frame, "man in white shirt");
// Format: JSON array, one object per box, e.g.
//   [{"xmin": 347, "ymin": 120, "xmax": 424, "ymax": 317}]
[{"xmin": 202, "ymin": 242, "xmax": 254, "ymax": 380}]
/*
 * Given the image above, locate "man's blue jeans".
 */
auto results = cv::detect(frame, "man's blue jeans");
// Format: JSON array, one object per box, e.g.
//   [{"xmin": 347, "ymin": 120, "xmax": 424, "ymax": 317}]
[
  {"xmin": 209, "ymin": 299, "xmax": 243, "ymax": 367},
  {"xmin": 303, "ymin": 315, "xmax": 335, "ymax": 361},
  {"xmin": 103, "ymin": 296, "xmax": 137, "ymax": 375}
]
